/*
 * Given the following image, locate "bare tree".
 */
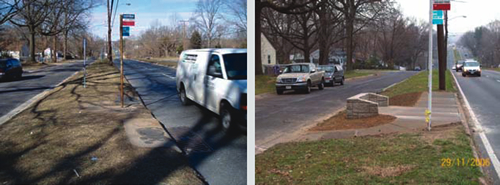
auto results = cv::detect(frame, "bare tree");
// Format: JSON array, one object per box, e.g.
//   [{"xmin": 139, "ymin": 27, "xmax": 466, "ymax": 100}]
[
  {"xmin": 332, "ymin": 0, "xmax": 385, "ymax": 70},
  {"xmin": 9, "ymin": 0, "xmax": 58, "ymax": 63},
  {"xmin": 225, "ymin": 0, "xmax": 247, "ymax": 38},
  {"xmin": 0, "ymin": 0, "xmax": 20, "ymax": 25},
  {"xmin": 256, "ymin": 0, "xmax": 323, "ymax": 74},
  {"xmin": 194, "ymin": 0, "xmax": 223, "ymax": 48}
]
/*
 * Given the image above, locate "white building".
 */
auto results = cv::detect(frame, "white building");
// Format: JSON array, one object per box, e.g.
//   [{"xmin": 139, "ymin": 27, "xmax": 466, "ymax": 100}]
[{"xmin": 261, "ymin": 33, "xmax": 276, "ymax": 70}]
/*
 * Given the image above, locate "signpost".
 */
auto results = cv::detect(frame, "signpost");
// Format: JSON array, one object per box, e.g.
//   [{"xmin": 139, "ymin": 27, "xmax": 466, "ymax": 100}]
[
  {"xmin": 120, "ymin": 14, "xmax": 135, "ymax": 107},
  {"xmin": 83, "ymin": 38, "xmax": 87, "ymax": 88},
  {"xmin": 428, "ymin": 0, "xmax": 451, "ymax": 130}
]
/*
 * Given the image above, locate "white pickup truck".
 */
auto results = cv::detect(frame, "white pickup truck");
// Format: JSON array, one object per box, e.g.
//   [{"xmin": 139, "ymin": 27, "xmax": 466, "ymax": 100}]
[{"xmin": 275, "ymin": 63, "xmax": 325, "ymax": 94}]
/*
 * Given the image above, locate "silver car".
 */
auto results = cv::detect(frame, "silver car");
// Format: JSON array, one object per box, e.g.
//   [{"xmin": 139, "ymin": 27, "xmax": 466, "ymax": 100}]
[{"xmin": 318, "ymin": 65, "xmax": 344, "ymax": 86}]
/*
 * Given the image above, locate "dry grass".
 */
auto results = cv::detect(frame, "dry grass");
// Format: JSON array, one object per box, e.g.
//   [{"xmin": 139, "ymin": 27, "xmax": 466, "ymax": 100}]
[
  {"xmin": 310, "ymin": 111, "xmax": 397, "ymax": 131},
  {"xmin": 0, "ymin": 60, "xmax": 202, "ymax": 185}
]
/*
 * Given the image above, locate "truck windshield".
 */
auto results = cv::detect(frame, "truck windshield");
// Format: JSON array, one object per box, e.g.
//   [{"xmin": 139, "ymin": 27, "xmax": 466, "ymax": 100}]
[
  {"xmin": 283, "ymin": 65, "xmax": 310, "ymax": 73},
  {"xmin": 223, "ymin": 53, "xmax": 247, "ymax": 80},
  {"xmin": 465, "ymin": 62, "xmax": 479, "ymax": 67}
]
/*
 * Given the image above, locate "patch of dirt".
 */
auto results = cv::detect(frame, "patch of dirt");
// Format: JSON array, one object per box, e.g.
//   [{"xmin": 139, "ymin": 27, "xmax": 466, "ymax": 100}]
[
  {"xmin": 310, "ymin": 111, "xmax": 397, "ymax": 131},
  {"xmin": 420, "ymin": 122, "xmax": 462, "ymax": 144},
  {"xmin": 389, "ymin": 92, "xmax": 423, "ymax": 106},
  {"xmin": 361, "ymin": 165, "xmax": 415, "ymax": 177}
]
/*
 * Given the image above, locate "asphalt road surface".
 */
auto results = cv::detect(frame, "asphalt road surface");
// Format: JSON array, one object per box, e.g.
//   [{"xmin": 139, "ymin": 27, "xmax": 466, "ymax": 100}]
[
  {"xmin": 255, "ymin": 71, "xmax": 417, "ymax": 152},
  {"xmin": 0, "ymin": 60, "xmax": 88, "ymax": 119},
  {"xmin": 113, "ymin": 59, "xmax": 246, "ymax": 185},
  {"xmin": 450, "ymin": 48, "xmax": 500, "ymax": 182}
]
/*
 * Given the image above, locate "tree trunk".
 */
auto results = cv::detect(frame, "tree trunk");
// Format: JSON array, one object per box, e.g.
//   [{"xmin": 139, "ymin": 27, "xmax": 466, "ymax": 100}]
[
  {"xmin": 255, "ymin": 1, "xmax": 263, "ymax": 75},
  {"xmin": 346, "ymin": 18, "xmax": 354, "ymax": 70},
  {"xmin": 29, "ymin": 29, "xmax": 36, "ymax": 63},
  {"xmin": 107, "ymin": 0, "xmax": 113, "ymax": 65},
  {"xmin": 53, "ymin": 36, "xmax": 57, "ymax": 63},
  {"xmin": 63, "ymin": 31, "xmax": 68, "ymax": 60}
]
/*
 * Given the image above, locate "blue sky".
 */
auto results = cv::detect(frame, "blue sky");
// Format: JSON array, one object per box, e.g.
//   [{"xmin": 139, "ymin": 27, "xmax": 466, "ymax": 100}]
[{"xmin": 90, "ymin": 0, "xmax": 199, "ymax": 41}]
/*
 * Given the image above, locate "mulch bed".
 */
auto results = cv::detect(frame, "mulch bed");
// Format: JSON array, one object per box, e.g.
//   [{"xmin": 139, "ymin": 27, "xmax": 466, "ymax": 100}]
[{"xmin": 389, "ymin": 92, "xmax": 423, "ymax": 107}]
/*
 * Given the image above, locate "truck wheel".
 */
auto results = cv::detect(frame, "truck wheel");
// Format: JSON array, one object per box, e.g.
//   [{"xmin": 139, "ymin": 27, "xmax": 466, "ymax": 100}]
[
  {"xmin": 220, "ymin": 102, "xmax": 236, "ymax": 132},
  {"xmin": 340, "ymin": 77, "xmax": 344, "ymax": 85},
  {"xmin": 276, "ymin": 89, "xmax": 283, "ymax": 95},
  {"xmin": 179, "ymin": 85, "xmax": 192, "ymax": 105},
  {"xmin": 305, "ymin": 81, "xmax": 311, "ymax": 94},
  {"xmin": 330, "ymin": 80, "xmax": 335, "ymax": 87},
  {"xmin": 318, "ymin": 79, "xmax": 324, "ymax": 90},
  {"xmin": 462, "ymin": 73, "xmax": 466, "ymax": 77}
]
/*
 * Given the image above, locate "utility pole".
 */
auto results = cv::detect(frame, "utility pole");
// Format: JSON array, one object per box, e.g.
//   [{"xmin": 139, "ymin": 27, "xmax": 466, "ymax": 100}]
[
  {"xmin": 180, "ymin": 20, "xmax": 189, "ymax": 49},
  {"xmin": 438, "ymin": 24, "xmax": 446, "ymax": 91},
  {"xmin": 120, "ymin": 14, "xmax": 124, "ymax": 108}
]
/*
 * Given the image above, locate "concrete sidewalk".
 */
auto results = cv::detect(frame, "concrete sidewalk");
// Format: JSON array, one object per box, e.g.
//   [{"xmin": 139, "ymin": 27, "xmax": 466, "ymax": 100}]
[{"xmin": 299, "ymin": 91, "xmax": 461, "ymax": 141}]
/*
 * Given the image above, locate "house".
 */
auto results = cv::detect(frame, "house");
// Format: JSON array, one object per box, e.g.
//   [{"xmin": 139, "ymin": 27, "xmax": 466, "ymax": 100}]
[
  {"xmin": 310, "ymin": 49, "xmax": 347, "ymax": 66},
  {"xmin": 261, "ymin": 33, "xmax": 276, "ymax": 66}
]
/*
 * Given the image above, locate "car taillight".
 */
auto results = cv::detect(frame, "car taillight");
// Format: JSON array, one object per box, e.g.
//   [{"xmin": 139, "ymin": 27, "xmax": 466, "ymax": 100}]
[{"xmin": 240, "ymin": 93, "xmax": 247, "ymax": 111}]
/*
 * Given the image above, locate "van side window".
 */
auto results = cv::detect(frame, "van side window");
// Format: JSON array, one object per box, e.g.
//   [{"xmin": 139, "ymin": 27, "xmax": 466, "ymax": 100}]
[
  {"xmin": 182, "ymin": 54, "xmax": 197, "ymax": 63},
  {"xmin": 207, "ymin": 54, "xmax": 222, "ymax": 78}
]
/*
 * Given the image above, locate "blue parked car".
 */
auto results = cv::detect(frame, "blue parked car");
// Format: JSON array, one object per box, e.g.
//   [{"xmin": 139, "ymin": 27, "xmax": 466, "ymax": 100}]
[{"xmin": 0, "ymin": 58, "xmax": 23, "ymax": 81}]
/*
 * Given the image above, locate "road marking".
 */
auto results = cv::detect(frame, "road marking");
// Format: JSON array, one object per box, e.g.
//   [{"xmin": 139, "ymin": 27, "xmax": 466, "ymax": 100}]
[
  {"xmin": 451, "ymin": 70, "xmax": 500, "ymax": 179},
  {"xmin": 162, "ymin": 73, "xmax": 175, "ymax": 79}
]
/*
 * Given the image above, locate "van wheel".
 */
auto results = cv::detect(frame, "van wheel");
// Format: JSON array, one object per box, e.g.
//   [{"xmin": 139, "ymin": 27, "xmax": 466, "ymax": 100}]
[
  {"xmin": 179, "ymin": 85, "xmax": 192, "ymax": 105},
  {"xmin": 340, "ymin": 77, "xmax": 344, "ymax": 85},
  {"xmin": 220, "ymin": 102, "xmax": 236, "ymax": 132},
  {"xmin": 318, "ymin": 79, "xmax": 324, "ymax": 90}
]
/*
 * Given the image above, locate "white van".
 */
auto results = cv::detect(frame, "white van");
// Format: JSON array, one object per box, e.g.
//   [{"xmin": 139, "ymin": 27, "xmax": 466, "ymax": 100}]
[{"xmin": 176, "ymin": 48, "xmax": 247, "ymax": 131}]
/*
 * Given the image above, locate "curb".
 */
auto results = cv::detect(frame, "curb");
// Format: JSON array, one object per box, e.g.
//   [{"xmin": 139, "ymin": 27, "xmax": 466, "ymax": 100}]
[
  {"xmin": 450, "ymin": 69, "xmax": 500, "ymax": 181},
  {"xmin": 0, "ymin": 70, "xmax": 80, "ymax": 127}
]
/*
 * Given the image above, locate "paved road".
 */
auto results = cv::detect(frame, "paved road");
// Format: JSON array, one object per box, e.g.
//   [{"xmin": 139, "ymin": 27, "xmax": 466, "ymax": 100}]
[
  {"xmin": 450, "ymin": 48, "xmax": 500, "ymax": 182},
  {"xmin": 0, "ymin": 61, "xmax": 87, "ymax": 118},
  {"xmin": 113, "ymin": 59, "xmax": 246, "ymax": 185},
  {"xmin": 255, "ymin": 71, "xmax": 417, "ymax": 152}
]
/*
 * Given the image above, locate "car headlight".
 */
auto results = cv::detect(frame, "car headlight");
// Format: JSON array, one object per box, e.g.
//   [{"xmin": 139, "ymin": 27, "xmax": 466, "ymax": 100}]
[
  {"xmin": 296, "ymin": 76, "xmax": 307, "ymax": 82},
  {"xmin": 276, "ymin": 78, "xmax": 281, "ymax": 83}
]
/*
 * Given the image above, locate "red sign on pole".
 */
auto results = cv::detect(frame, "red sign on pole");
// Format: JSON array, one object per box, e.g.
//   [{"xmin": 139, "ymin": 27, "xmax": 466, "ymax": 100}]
[
  {"xmin": 123, "ymin": 20, "xmax": 135, "ymax": 26},
  {"xmin": 433, "ymin": 3, "xmax": 450, "ymax": 10}
]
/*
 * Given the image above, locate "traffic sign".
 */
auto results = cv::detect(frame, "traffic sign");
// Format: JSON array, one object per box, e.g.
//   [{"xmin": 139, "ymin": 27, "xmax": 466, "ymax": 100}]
[
  {"xmin": 122, "ymin": 14, "xmax": 135, "ymax": 19},
  {"xmin": 433, "ymin": 3, "xmax": 450, "ymax": 10},
  {"xmin": 123, "ymin": 20, "xmax": 135, "ymax": 26},
  {"xmin": 122, "ymin": 27, "xmax": 130, "ymax": 36},
  {"xmin": 433, "ymin": 10, "xmax": 443, "ymax": 19},
  {"xmin": 432, "ymin": 19, "xmax": 444, "ymax": 25}
]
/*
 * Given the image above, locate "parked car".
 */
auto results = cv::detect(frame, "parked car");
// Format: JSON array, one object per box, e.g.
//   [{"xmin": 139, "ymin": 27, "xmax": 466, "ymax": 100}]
[
  {"xmin": 414, "ymin": 66, "xmax": 421, "ymax": 71},
  {"xmin": 456, "ymin": 60, "xmax": 465, "ymax": 72},
  {"xmin": 175, "ymin": 48, "xmax": 247, "ymax": 131},
  {"xmin": 462, "ymin": 60, "xmax": 481, "ymax": 77},
  {"xmin": 0, "ymin": 58, "xmax": 23, "ymax": 81},
  {"xmin": 275, "ymin": 63, "xmax": 325, "ymax": 94},
  {"xmin": 318, "ymin": 65, "xmax": 344, "ymax": 86}
]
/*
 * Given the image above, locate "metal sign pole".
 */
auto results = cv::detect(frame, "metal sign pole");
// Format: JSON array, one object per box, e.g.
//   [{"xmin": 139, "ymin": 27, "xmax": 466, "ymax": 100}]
[
  {"xmin": 120, "ymin": 14, "xmax": 124, "ymax": 108},
  {"xmin": 427, "ymin": 0, "xmax": 434, "ymax": 131},
  {"xmin": 83, "ymin": 38, "xmax": 87, "ymax": 88}
]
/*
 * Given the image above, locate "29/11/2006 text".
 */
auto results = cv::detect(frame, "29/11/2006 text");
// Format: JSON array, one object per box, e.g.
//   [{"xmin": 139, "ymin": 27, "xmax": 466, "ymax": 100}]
[{"xmin": 441, "ymin": 158, "xmax": 491, "ymax": 167}]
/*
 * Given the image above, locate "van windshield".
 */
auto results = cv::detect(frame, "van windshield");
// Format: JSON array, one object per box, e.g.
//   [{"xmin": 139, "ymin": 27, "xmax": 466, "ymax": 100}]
[{"xmin": 223, "ymin": 53, "xmax": 247, "ymax": 80}]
